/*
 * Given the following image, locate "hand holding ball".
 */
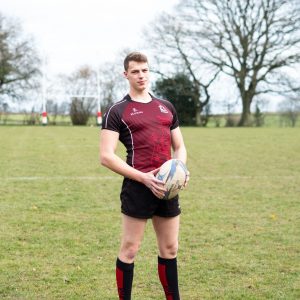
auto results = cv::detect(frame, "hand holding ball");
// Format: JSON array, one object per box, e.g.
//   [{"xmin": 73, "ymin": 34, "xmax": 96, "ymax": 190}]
[{"xmin": 156, "ymin": 159, "xmax": 189, "ymax": 200}]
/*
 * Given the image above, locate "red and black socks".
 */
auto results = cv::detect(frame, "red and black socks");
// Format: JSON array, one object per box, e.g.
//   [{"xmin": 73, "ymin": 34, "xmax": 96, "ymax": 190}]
[
  {"xmin": 158, "ymin": 256, "xmax": 180, "ymax": 300},
  {"xmin": 116, "ymin": 258, "xmax": 134, "ymax": 300},
  {"xmin": 116, "ymin": 256, "xmax": 179, "ymax": 299}
]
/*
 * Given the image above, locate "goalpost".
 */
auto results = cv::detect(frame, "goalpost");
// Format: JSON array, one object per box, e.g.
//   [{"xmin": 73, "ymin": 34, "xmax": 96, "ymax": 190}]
[
  {"xmin": 41, "ymin": 67, "xmax": 102, "ymax": 126},
  {"xmin": 96, "ymin": 69, "xmax": 102, "ymax": 125}
]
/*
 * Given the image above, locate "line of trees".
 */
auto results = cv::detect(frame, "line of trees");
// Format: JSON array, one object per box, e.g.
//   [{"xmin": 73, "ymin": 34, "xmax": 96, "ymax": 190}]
[
  {"xmin": 1, "ymin": 0, "xmax": 300, "ymax": 126},
  {"xmin": 144, "ymin": 0, "xmax": 300, "ymax": 126}
]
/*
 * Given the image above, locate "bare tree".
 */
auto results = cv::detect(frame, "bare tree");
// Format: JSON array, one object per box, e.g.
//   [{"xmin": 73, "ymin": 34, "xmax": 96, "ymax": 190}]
[
  {"xmin": 278, "ymin": 98, "xmax": 299, "ymax": 127},
  {"xmin": 144, "ymin": 13, "xmax": 219, "ymax": 126},
  {"xmin": 98, "ymin": 62, "xmax": 127, "ymax": 111},
  {"xmin": 0, "ymin": 13, "xmax": 40, "ymax": 103},
  {"xmin": 277, "ymin": 79, "xmax": 300, "ymax": 127},
  {"xmin": 179, "ymin": 0, "xmax": 300, "ymax": 126},
  {"xmin": 61, "ymin": 66, "xmax": 97, "ymax": 125}
]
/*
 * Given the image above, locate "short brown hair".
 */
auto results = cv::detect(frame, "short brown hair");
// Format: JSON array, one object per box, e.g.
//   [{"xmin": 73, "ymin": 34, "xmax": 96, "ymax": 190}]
[{"xmin": 124, "ymin": 52, "xmax": 148, "ymax": 71}]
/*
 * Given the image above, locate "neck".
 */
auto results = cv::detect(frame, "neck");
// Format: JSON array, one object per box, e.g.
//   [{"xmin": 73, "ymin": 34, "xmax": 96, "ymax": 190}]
[{"xmin": 129, "ymin": 90, "xmax": 151, "ymax": 103}]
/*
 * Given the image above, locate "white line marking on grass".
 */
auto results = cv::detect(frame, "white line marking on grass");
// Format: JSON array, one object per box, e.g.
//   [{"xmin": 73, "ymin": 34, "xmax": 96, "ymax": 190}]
[{"xmin": 2, "ymin": 176, "xmax": 120, "ymax": 181}]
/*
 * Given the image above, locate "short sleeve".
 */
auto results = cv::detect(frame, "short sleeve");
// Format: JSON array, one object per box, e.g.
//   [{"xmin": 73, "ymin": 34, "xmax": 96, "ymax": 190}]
[
  {"xmin": 163, "ymin": 100, "xmax": 179, "ymax": 130},
  {"xmin": 170, "ymin": 106, "xmax": 179, "ymax": 130},
  {"xmin": 101, "ymin": 105, "xmax": 122, "ymax": 132}
]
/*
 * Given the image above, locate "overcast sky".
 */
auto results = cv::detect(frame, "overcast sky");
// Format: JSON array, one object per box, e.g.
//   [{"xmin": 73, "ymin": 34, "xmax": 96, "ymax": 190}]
[
  {"xmin": 1, "ymin": 0, "xmax": 295, "ymax": 113},
  {"xmin": 1, "ymin": 0, "xmax": 179, "ymax": 75}
]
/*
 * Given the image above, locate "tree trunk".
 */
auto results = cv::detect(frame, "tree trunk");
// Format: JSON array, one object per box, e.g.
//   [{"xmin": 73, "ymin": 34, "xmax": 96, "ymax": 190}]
[
  {"xmin": 195, "ymin": 105, "xmax": 202, "ymax": 126},
  {"xmin": 238, "ymin": 97, "xmax": 252, "ymax": 126}
]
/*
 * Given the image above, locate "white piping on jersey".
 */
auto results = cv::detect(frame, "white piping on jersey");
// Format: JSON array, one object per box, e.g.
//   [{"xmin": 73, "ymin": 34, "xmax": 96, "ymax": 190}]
[
  {"xmin": 105, "ymin": 98, "xmax": 127, "ymax": 128},
  {"xmin": 121, "ymin": 119, "xmax": 135, "ymax": 168}
]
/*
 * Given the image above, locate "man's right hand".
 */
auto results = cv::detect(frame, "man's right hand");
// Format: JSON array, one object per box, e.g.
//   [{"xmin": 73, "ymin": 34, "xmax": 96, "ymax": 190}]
[{"xmin": 141, "ymin": 168, "xmax": 166, "ymax": 199}]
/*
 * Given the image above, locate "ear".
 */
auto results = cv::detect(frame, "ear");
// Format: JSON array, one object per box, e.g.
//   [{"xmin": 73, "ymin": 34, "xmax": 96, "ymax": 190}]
[{"xmin": 123, "ymin": 71, "xmax": 128, "ymax": 79}]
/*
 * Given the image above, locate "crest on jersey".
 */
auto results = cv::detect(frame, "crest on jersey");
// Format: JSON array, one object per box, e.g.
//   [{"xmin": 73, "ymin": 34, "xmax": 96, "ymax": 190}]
[{"xmin": 159, "ymin": 105, "xmax": 168, "ymax": 114}]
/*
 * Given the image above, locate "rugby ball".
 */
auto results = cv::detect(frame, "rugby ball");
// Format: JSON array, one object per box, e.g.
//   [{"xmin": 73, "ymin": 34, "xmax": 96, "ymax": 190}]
[{"xmin": 156, "ymin": 159, "xmax": 189, "ymax": 200}]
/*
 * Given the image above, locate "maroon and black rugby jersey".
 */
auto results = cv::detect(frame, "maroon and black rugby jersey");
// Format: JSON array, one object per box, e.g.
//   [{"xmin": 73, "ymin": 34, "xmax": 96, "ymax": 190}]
[{"xmin": 102, "ymin": 94, "xmax": 179, "ymax": 173}]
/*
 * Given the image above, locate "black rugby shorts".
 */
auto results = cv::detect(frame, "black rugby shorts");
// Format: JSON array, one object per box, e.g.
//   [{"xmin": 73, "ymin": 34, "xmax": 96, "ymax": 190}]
[{"xmin": 120, "ymin": 178, "xmax": 181, "ymax": 219}]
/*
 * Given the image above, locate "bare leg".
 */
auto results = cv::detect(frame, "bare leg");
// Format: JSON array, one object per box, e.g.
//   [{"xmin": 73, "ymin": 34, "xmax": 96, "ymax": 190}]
[
  {"xmin": 116, "ymin": 214, "xmax": 147, "ymax": 300},
  {"xmin": 152, "ymin": 215, "xmax": 181, "ymax": 300},
  {"xmin": 118, "ymin": 214, "xmax": 147, "ymax": 263},
  {"xmin": 152, "ymin": 215, "xmax": 180, "ymax": 258}
]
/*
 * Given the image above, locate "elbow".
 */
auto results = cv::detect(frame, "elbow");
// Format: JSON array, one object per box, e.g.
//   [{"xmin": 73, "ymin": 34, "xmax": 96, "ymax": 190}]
[
  {"xmin": 100, "ymin": 153, "xmax": 109, "ymax": 167},
  {"xmin": 100, "ymin": 151, "xmax": 116, "ymax": 168}
]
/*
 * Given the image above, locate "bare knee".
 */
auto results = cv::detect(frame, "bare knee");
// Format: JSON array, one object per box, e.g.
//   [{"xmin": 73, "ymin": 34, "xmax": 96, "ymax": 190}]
[
  {"xmin": 160, "ymin": 241, "xmax": 178, "ymax": 258},
  {"xmin": 119, "ymin": 241, "xmax": 141, "ymax": 263}
]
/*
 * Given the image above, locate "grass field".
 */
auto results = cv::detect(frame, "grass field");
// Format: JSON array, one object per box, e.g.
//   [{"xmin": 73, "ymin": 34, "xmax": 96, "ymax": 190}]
[{"xmin": 0, "ymin": 127, "xmax": 299, "ymax": 299}]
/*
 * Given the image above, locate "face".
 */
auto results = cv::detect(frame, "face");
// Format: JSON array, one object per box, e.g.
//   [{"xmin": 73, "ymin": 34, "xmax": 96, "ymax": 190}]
[{"xmin": 124, "ymin": 61, "xmax": 149, "ymax": 92}]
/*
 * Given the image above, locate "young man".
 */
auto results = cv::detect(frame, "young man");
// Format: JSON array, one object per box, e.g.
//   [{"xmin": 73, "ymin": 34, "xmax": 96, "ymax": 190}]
[{"xmin": 100, "ymin": 52, "xmax": 187, "ymax": 300}]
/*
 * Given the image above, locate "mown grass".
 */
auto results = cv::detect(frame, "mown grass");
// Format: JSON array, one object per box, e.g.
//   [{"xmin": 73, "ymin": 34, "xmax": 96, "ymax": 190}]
[{"xmin": 0, "ymin": 127, "xmax": 299, "ymax": 299}]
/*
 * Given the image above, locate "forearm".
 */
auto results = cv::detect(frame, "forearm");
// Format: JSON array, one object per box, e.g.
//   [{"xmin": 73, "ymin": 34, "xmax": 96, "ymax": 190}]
[
  {"xmin": 171, "ymin": 127, "xmax": 187, "ymax": 164},
  {"xmin": 173, "ymin": 146, "xmax": 187, "ymax": 164},
  {"xmin": 100, "ymin": 152, "xmax": 144, "ymax": 182}
]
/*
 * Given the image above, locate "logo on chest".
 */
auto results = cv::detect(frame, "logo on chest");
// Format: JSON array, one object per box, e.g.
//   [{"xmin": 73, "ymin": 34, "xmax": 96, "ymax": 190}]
[
  {"xmin": 130, "ymin": 107, "xmax": 144, "ymax": 116},
  {"xmin": 159, "ymin": 105, "xmax": 169, "ymax": 114}
]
